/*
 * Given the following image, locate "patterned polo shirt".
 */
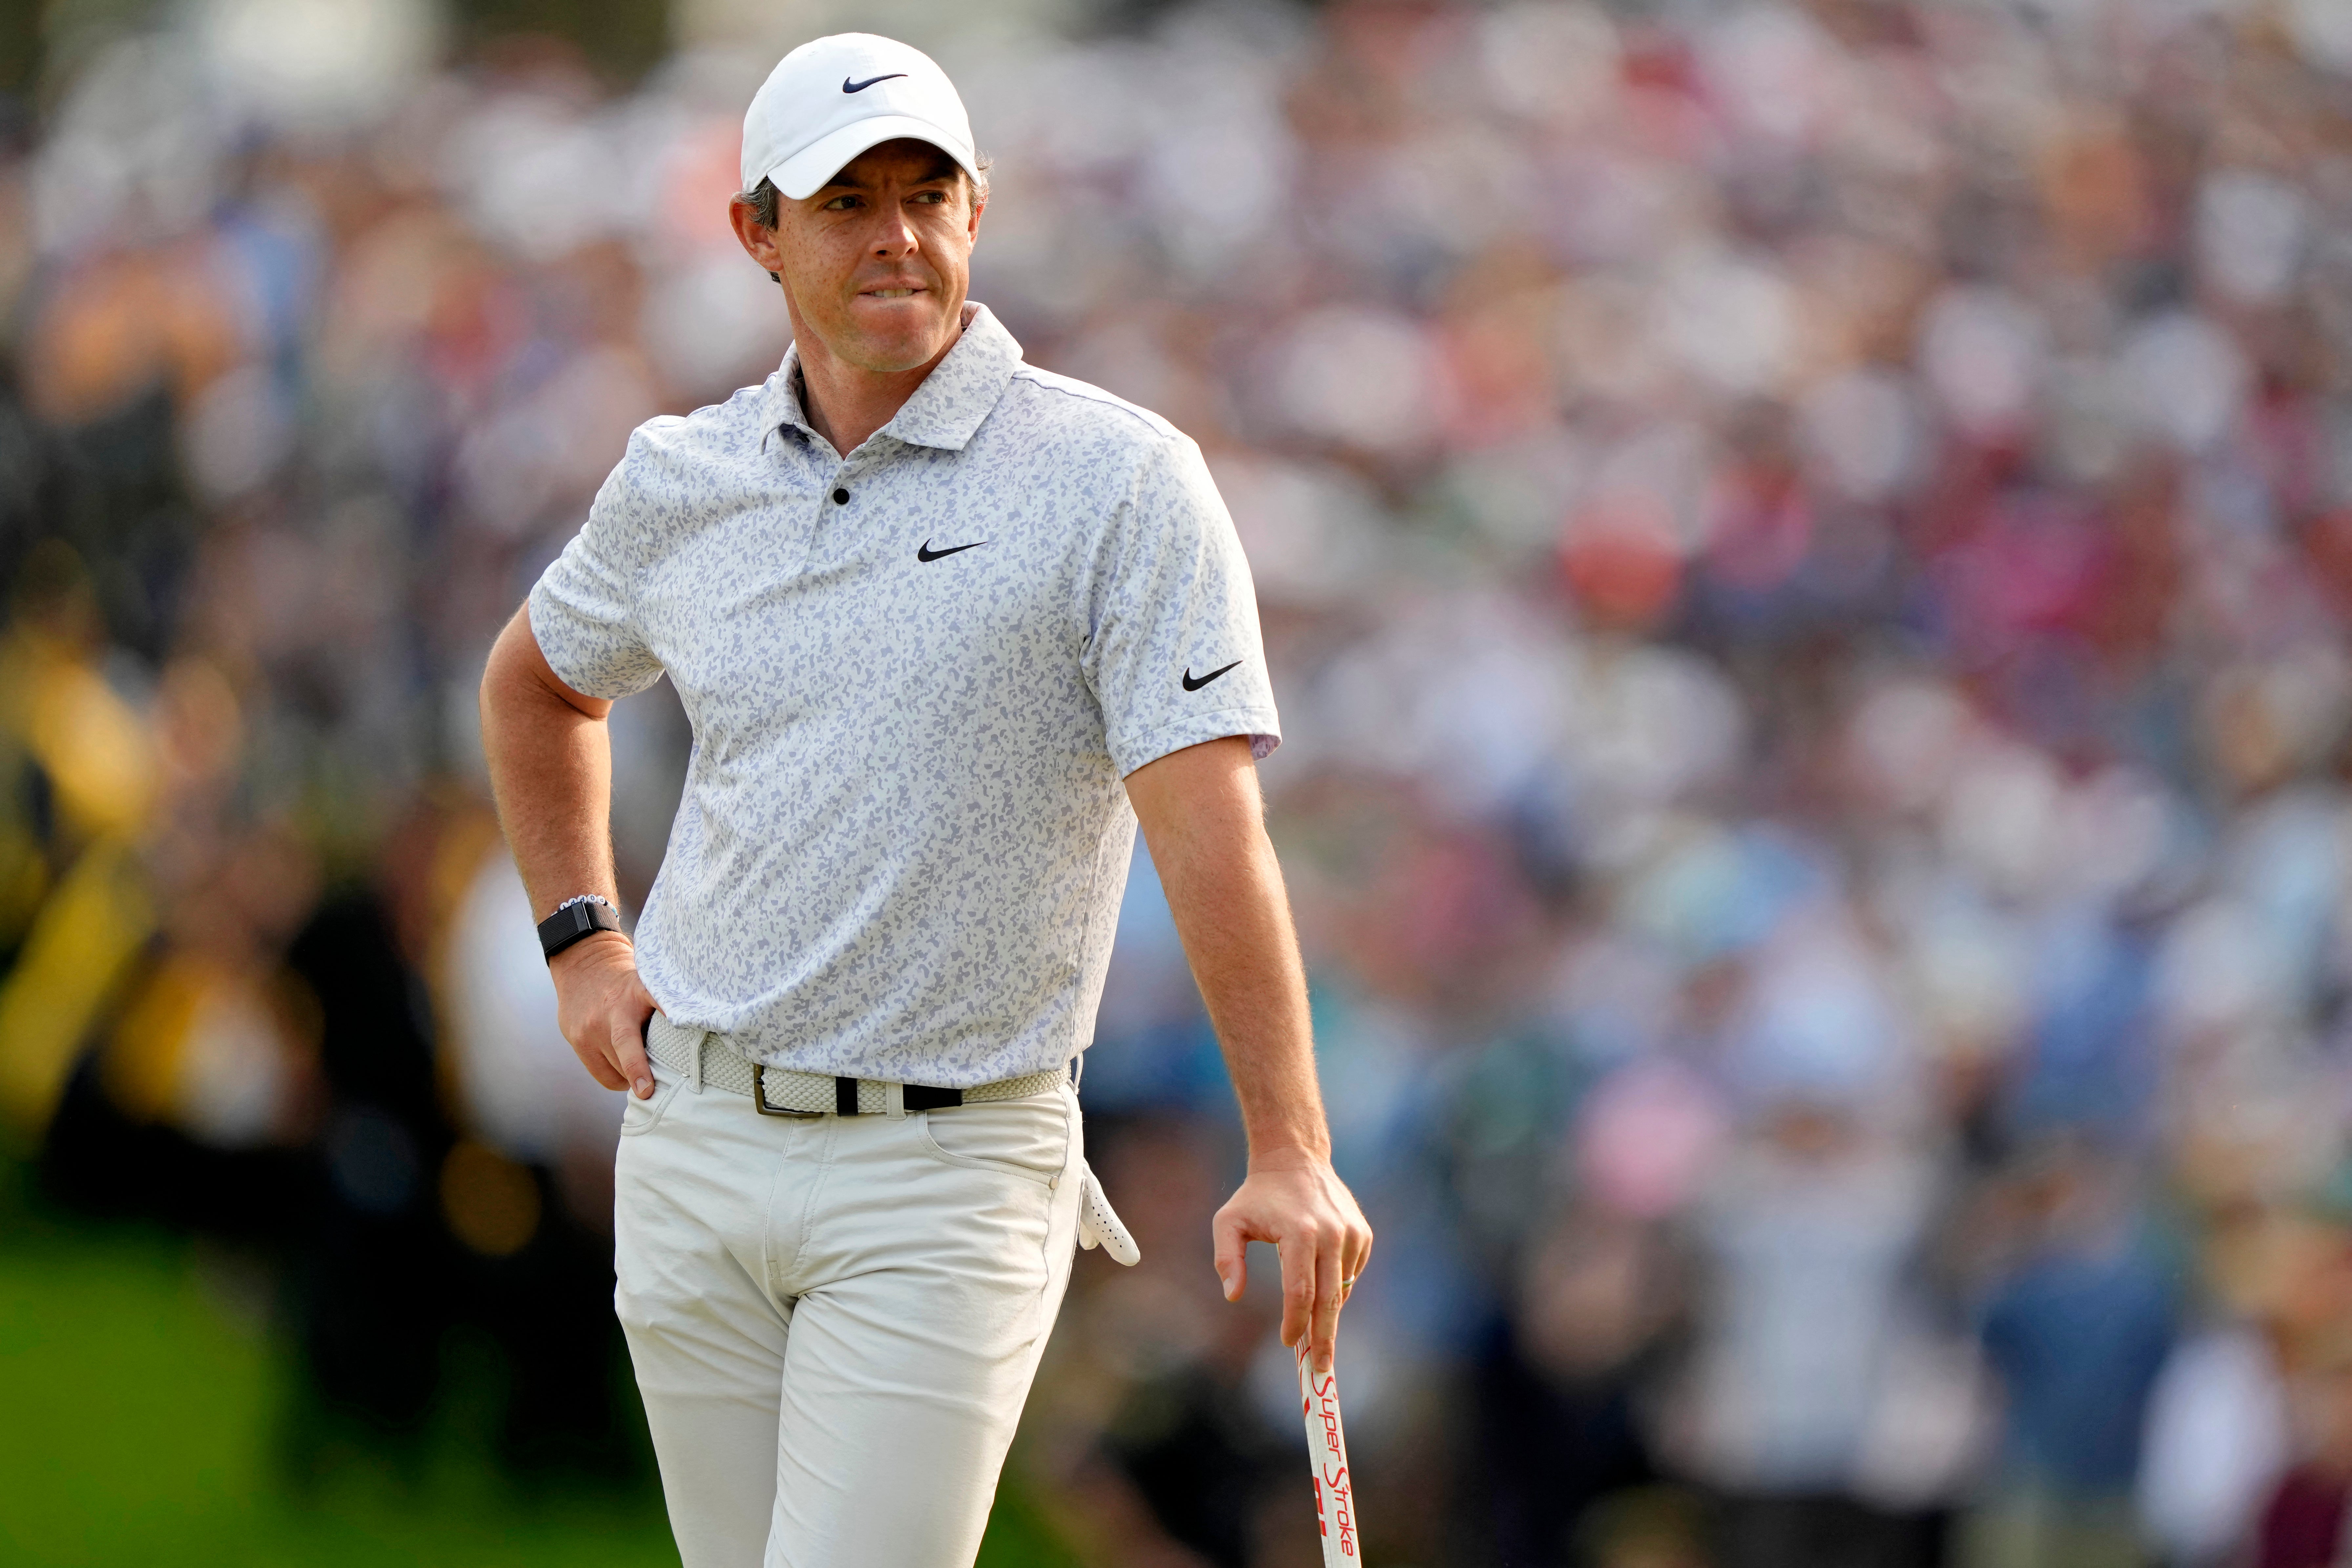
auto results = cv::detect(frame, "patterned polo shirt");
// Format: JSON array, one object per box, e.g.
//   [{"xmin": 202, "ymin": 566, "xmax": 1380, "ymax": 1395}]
[{"xmin": 527, "ymin": 303, "xmax": 1279, "ymax": 1086}]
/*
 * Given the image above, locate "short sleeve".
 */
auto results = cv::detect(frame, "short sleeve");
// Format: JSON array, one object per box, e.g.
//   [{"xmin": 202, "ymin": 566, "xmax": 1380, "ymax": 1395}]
[
  {"xmin": 527, "ymin": 432, "xmax": 667, "ymax": 701},
  {"xmin": 1082, "ymin": 436, "xmax": 1281, "ymax": 777}
]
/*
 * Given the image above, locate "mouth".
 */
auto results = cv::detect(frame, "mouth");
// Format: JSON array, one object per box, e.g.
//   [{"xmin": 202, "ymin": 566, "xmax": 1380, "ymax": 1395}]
[{"xmin": 859, "ymin": 285, "xmax": 926, "ymax": 300}]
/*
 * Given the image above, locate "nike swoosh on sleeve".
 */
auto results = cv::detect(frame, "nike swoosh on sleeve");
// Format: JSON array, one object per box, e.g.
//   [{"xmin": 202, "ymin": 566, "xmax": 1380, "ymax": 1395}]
[{"xmin": 1181, "ymin": 661, "xmax": 1243, "ymax": 692}]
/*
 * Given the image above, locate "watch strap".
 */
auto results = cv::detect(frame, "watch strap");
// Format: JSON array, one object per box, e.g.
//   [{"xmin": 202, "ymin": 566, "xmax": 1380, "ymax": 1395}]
[{"xmin": 538, "ymin": 898, "xmax": 622, "ymax": 962}]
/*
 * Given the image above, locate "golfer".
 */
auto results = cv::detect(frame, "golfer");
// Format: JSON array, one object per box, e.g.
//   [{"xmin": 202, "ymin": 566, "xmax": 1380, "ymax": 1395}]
[{"xmin": 479, "ymin": 31, "xmax": 1371, "ymax": 1567}]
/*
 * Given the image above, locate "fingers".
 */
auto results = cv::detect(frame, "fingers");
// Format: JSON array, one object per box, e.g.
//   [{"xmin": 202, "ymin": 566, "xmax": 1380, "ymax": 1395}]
[
  {"xmin": 1339, "ymin": 1225, "xmax": 1375, "ymax": 1376},
  {"xmin": 1341, "ymin": 1220, "xmax": 1375, "ymax": 1303},
  {"xmin": 1211, "ymin": 1205, "xmax": 1249, "ymax": 1301},
  {"xmin": 1276, "ymin": 1231, "xmax": 1315, "ymax": 1354},
  {"xmin": 610, "ymin": 1005, "xmax": 656, "ymax": 1098},
  {"xmin": 1309, "ymin": 1222, "xmax": 1345, "ymax": 1373},
  {"xmin": 572, "ymin": 1042, "xmax": 628, "ymax": 1092},
  {"xmin": 564, "ymin": 1011, "xmax": 626, "ymax": 1090},
  {"xmin": 1213, "ymin": 1172, "xmax": 1376, "ymax": 1373},
  {"xmin": 552, "ymin": 939, "xmax": 650, "ymax": 1092}
]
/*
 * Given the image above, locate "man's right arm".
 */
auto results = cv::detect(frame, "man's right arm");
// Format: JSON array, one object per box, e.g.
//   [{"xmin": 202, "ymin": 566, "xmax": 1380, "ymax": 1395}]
[{"xmin": 479, "ymin": 604, "xmax": 659, "ymax": 1099}]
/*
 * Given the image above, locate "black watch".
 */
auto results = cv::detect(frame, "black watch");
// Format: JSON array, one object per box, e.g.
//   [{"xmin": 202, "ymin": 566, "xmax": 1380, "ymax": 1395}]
[{"xmin": 538, "ymin": 896, "xmax": 622, "ymax": 963}]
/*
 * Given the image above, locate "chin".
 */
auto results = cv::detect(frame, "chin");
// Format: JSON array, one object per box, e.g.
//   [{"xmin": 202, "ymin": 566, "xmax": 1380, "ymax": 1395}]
[{"xmin": 840, "ymin": 311, "xmax": 955, "ymax": 371}]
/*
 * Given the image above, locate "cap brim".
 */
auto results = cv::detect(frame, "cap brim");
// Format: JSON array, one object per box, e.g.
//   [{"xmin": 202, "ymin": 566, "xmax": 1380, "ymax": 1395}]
[{"xmin": 767, "ymin": 116, "xmax": 979, "ymax": 201}]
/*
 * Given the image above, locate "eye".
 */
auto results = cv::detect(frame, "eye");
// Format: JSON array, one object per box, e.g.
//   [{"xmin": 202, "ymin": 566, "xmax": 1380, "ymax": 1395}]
[
  {"xmin": 821, "ymin": 194, "xmax": 862, "ymax": 211},
  {"xmin": 911, "ymin": 189, "xmax": 947, "ymax": 205}
]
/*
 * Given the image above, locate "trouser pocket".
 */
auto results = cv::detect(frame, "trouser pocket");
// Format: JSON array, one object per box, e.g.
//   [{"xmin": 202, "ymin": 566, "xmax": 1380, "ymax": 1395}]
[
  {"xmin": 617, "ymin": 1064, "xmax": 684, "ymax": 1136},
  {"xmin": 916, "ymin": 1092, "xmax": 1069, "ymax": 1184}
]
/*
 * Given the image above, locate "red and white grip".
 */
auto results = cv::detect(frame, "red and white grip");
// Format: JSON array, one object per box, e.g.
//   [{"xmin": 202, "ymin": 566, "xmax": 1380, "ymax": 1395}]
[{"xmin": 1296, "ymin": 1343, "xmax": 1360, "ymax": 1563}]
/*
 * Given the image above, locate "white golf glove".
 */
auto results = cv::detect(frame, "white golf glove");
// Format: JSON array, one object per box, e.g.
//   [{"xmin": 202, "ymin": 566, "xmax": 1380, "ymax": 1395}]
[{"xmin": 1076, "ymin": 1160, "xmax": 1140, "ymax": 1266}]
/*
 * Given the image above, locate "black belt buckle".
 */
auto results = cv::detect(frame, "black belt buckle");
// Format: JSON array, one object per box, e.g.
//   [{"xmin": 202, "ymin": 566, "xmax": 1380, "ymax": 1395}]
[{"xmin": 751, "ymin": 1064, "xmax": 824, "ymax": 1118}]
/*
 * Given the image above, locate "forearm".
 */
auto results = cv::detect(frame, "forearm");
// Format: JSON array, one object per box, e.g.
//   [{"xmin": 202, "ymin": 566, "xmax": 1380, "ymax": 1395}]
[
  {"xmin": 479, "ymin": 605, "xmax": 619, "ymax": 920},
  {"xmin": 1128, "ymin": 738, "xmax": 1371, "ymax": 1361},
  {"xmin": 1127, "ymin": 739, "xmax": 1330, "ymax": 1165},
  {"xmin": 1167, "ymin": 831, "xmax": 1328, "ymax": 1166}
]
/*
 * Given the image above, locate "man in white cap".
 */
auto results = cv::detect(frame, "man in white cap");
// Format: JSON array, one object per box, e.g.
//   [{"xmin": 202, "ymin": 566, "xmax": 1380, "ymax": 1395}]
[{"xmin": 479, "ymin": 30, "xmax": 1372, "ymax": 1568}]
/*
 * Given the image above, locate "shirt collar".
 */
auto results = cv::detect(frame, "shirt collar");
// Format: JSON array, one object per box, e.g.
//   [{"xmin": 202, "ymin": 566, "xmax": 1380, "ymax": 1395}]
[{"xmin": 766, "ymin": 301, "xmax": 1023, "ymax": 455}]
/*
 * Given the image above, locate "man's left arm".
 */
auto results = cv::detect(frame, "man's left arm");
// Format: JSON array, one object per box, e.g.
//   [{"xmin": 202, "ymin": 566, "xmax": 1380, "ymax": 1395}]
[{"xmin": 1124, "ymin": 735, "xmax": 1373, "ymax": 1374}]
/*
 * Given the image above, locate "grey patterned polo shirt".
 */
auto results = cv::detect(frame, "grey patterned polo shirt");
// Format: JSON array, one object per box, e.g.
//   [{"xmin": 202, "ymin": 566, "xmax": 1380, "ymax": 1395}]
[{"xmin": 528, "ymin": 303, "xmax": 1279, "ymax": 1086}]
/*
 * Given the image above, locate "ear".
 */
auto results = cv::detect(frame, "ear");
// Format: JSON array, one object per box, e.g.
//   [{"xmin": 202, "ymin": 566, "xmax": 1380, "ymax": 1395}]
[{"xmin": 729, "ymin": 196, "xmax": 786, "ymax": 276}]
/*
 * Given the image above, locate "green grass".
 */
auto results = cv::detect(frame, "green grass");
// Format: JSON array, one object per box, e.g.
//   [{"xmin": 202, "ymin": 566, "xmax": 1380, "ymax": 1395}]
[{"xmin": 0, "ymin": 1164, "xmax": 1074, "ymax": 1567}]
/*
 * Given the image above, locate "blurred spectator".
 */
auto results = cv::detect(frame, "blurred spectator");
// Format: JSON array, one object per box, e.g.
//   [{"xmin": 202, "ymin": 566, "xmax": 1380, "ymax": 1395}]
[
  {"xmin": 1674, "ymin": 1096, "xmax": 1958, "ymax": 1568},
  {"xmin": 1962, "ymin": 1139, "xmax": 2178, "ymax": 1568},
  {"xmin": 1466, "ymin": 1204, "xmax": 1676, "ymax": 1566}
]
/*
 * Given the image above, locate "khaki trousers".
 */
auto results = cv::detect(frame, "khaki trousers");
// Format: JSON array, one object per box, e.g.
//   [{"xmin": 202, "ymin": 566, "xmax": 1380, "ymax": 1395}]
[{"xmin": 613, "ymin": 1054, "xmax": 1082, "ymax": 1567}]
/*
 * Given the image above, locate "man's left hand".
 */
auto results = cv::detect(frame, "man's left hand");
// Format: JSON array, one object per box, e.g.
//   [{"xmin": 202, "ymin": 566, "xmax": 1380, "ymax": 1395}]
[{"xmin": 1211, "ymin": 1154, "xmax": 1373, "ymax": 1374}]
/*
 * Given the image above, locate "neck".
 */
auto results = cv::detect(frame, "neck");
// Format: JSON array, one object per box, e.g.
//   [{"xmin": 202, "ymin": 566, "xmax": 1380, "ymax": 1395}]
[{"xmin": 786, "ymin": 299, "xmax": 967, "ymax": 457}]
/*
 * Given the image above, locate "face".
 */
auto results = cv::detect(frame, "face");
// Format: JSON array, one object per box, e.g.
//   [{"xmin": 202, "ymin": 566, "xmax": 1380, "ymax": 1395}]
[{"xmin": 731, "ymin": 138, "xmax": 982, "ymax": 376}]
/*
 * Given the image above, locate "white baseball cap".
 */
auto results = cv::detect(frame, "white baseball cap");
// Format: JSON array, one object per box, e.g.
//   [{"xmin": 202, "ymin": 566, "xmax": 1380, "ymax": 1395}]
[{"xmin": 740, "ymin": 33, "xmax": 979, "ymax": 202}]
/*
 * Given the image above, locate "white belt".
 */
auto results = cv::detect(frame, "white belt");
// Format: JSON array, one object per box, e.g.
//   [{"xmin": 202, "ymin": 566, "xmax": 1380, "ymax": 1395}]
[
  {"xmin": 643, "ymin": 1012, "xmax": 1070, "ymax": 1118},
  {"xmin": 642, "ymin": 1014, "xmax": 1140, "ymax": 1265}
]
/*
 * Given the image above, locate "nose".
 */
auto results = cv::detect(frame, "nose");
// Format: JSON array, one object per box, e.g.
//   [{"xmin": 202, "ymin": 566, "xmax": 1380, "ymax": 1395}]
[{"xmin": 868, "ymin": 205, "xmax": 917, "ymax": 258}]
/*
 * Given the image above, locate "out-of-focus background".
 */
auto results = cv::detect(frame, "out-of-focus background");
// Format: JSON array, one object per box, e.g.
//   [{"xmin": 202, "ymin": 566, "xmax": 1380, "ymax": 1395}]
[{"xmin": 7, "ymin": 0, "xmax": 2352, "ymax": 1564}]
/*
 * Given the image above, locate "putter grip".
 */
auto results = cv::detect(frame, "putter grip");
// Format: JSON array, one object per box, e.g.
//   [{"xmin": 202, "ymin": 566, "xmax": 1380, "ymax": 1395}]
[{"xmin": 1297, "ymin": 1344, "xmax": 1361, "ymax": 1563}]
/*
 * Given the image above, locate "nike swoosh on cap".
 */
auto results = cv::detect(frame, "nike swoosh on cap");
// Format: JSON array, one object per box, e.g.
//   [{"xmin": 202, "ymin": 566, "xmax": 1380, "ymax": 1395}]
[
  {"xmin": 917, "ymin": 539, "xmax": 985, "ymax": 562},
  {"xmin": 1182, "ymin": 661, "xmax": 1243, "ymax": 692},
  {"xmin": 843, "ymin": 73, "xmax": 908, "ymax": 93}
]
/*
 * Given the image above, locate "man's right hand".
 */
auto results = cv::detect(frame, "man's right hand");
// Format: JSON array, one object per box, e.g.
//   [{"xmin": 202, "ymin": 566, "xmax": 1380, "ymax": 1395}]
[{"xmin": 551, "ymin": 931, "xmax": 660, "ymax": 1098}]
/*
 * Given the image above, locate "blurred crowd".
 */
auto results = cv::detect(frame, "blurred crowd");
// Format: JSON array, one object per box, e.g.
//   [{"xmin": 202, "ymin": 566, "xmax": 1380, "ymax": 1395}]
[{"xmin": 8, "ymin": 0, "xmax": 2352, "ymax": 1565}]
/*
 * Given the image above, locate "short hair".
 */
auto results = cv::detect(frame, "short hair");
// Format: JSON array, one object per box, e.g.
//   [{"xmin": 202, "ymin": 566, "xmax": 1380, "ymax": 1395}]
[{"xmin": 736, "ymin": 152, "xmax": 991, "ymax": 281}]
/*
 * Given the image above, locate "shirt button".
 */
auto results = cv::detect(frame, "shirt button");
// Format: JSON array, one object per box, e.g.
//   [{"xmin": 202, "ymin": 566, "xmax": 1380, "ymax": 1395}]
[{"xmin": 832, "ymin": 487, "xmax": 850, "ymax": 504}]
